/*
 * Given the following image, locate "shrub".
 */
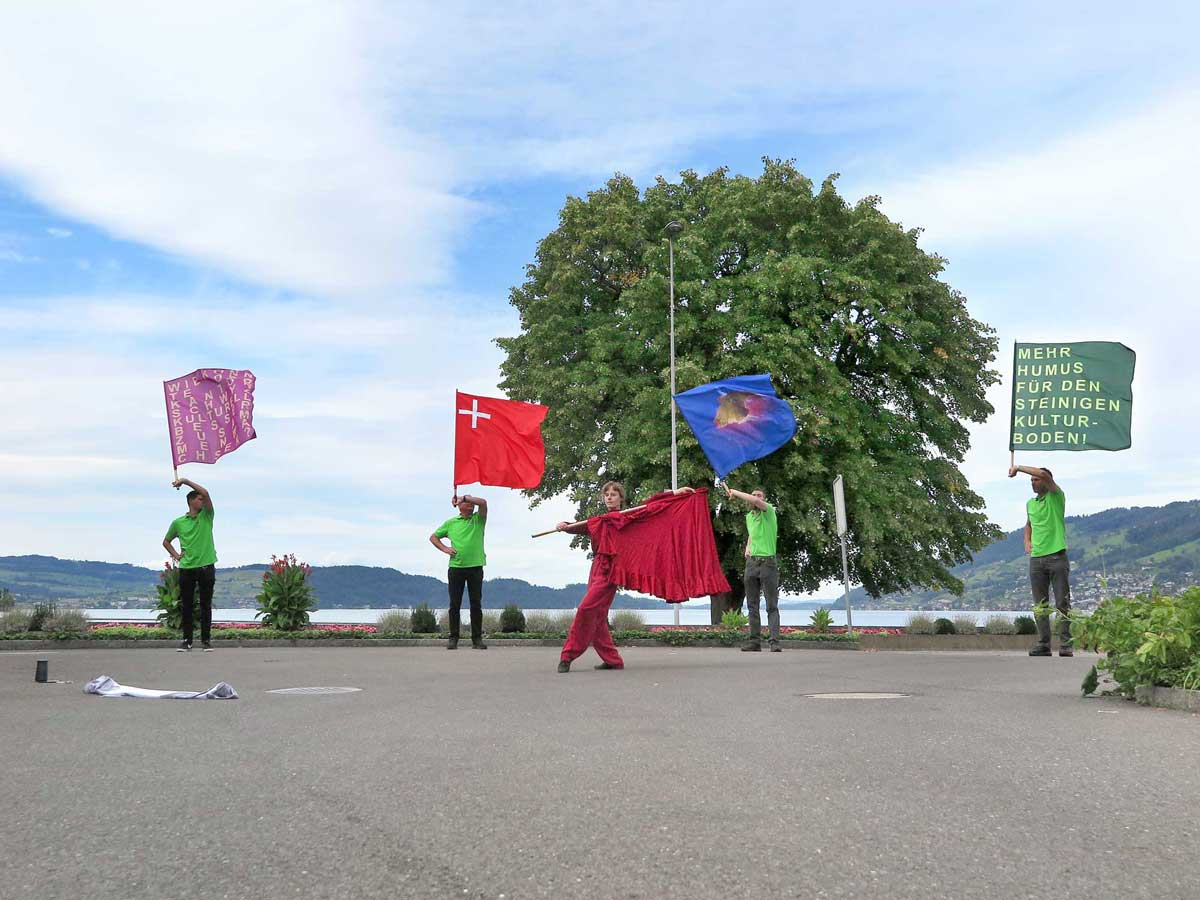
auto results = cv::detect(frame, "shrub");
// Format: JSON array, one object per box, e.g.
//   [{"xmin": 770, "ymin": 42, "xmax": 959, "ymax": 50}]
[
  {"xmin": 255, "ymin": 554, "xmax": 317, "ymax": 631},
  {"xmin": 810, "ymin": 608, "xmax": 834, "ymax": 632},
  {"xmin": 153, "ymin": 562, "xmax": 192, "ymax": 630},
  {"xmin": 45, "ymin": 609, "xmax": 90, "ymax": 638},
  {"xmin": 376, "ymin": 610, "xmax": 411, "ymax": 635},
  {"xmin": 720, "ymin": 608, "xmax": 749, "ymax": 631},
  {"xmin": 952, "ymin": 615, "xmax": 979, "ymax": 635},
  {"xmin": 610, "ymin": 610, "xmax": 646, "ymax": 631},
  {"xmin": 0, "ymin": 608, "xmax": 32, "ymax": 633},
  {"xmin": 1072, "ymin": 587, "xmax": 1200, "ymax": 694},
  {"xmin": 984, "ymin": 615, "xmax": 1016, "ymax": 635},
  {"xmin": 934, "ymin": 617, "xmax": 956, "ymax": 635},
  {"xmin": 500, "ymin": 604, "xmax": 527, "ymax": 633},
  {"xmin": 437, "ymin": 609, "xmax": 501, "ymax": 633},
  {"xmin": 0, "ymin": 587, "xmax": 14, "ymax": 611},
  {"xmin": 410, "ymin": 603, "xmax": 438, "ymax": 633},
  {"xmin": 905, "ymin": 613, "xmax": 936, "ymax": 634},
  {"xmin": 1013, "ymin": 615, "xmax": 1037, "ymax": 635},
  {"xmin": 523, "ymin": 612, "xmax": 566, "ymax": 634},
  {"xmin": 28, "ymin": 602, "xmax": 57, "ymax": 632}
]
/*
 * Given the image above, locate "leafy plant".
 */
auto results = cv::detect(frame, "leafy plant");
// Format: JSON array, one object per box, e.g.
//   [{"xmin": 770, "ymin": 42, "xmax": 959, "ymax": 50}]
[
  {"xmin": 1081, "ymin": 665, "xmax": 1099, "ymax": 697},
  {"xmin": 0, "ymin": 587, "xmax": 14, "ymax": 611},
  {"xmin": 610, "ymin": 610, "xmax": 647, "ymax": 631},
  {"xmin": 523, "ymin": 611, "xmax": 568, "ymax": 635},
  {"xmin": 810, "ymin": 608, "xmax": 834, "ymax": 633},
  {"xmin": 254, "ymin": 554, "xmax": 317, "ymax": 631},
  {"xmin": 28, "ymin": 602, "xmax": 57, "ymax": 633},
  {"xmin": 984, "ymin": 615, "xmax": 1016, "ymax": 635},
  {"xmin": 45, "ymin": 609, "xmax": 89, "ymax": 638},
  {"xmin": 500, "ymin": 604, "xmax": 527, "ymax": 633},
  {"xmin": 410, "ymin": 603, "xmax": 438, "ymax": 634},
  {"xmin": 1013, "ymin": 615, "xmax": 1038, "ymax": 635},
  {"xmin": 376, "ymin": 610, "xmax": 411, "ymax": 635},
  {"xmin": 934, "ymin": 617, "xmax": 956, "ymax": 635},
  {"xmin": 720, "ymin": 609, "xmax": 749, "ymax": 631},
  {"xmin": 0, "ymin": 608, "xmax": 32, "ymax": 633},
  {"xmin": 1032, "ymin": 600, "xmax": 1053, "ymax": 620},
  {"xmin": 1072, "ymin": 587, "xmax": 1200, "ymax": 694},
  {"xmin": 905, "ymin": 613, "xmax": 936, "ymax": 635},
  {"xmin": 952, "ymin": 614, "xmax": 979, "ymax": 635},
  {"xmin": 153, "ymin": 561, "xmax": 193, "ymax": 630}
]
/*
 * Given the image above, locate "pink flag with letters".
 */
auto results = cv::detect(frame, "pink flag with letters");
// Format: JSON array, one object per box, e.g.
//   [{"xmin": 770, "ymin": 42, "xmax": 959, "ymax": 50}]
[{"xmin": 163, "ymin": 369, "xmax": 257, "ymax": 467}]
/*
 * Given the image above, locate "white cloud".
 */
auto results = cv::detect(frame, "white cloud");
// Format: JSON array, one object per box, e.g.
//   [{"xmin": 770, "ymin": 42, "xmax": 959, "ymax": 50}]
[
  {"xmin": 46, "ymin": 227, "xmax": 72, "ymax": 238},
  {"xmin": 0, "ymin": 3, "xmax": 474, "ymax": 297}
]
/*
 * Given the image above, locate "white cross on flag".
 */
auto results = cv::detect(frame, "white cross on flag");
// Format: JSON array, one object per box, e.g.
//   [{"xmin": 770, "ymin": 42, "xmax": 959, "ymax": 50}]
[{"xmin": 453, "ymin": 391, "xmax": 549, "ymax": 489}]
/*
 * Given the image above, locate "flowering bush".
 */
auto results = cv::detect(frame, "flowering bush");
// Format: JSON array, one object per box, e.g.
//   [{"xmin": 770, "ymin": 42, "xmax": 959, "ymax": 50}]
[{"xmin": 255, "ymin": 554, "xmax": 317, "ymax": 631}]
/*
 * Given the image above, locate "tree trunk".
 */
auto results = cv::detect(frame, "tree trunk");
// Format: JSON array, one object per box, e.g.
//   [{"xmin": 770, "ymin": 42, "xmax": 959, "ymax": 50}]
[{"xmin": 709, "ymin": 566, "xmax": 746, "ymax": 625}]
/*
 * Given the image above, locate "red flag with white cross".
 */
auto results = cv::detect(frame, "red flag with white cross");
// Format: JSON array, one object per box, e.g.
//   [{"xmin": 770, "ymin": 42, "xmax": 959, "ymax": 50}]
[{"xmin": 453, "ymin": 391, "xmax": 548, "ymax": 489}]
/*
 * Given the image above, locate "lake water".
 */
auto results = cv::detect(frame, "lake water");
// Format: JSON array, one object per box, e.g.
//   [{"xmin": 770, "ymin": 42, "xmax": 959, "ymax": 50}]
[{"xmin": 83, "ymin": 608, "xmax": 1030, "ymax": 628}]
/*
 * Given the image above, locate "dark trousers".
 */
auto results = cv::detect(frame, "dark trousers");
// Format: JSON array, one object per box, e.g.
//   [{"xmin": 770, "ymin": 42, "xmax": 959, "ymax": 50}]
[
  {"xmin": 1030, "ymin": 550, "xmax": 1071, "ymax": 647},
  {"xmin": 447, "ymin": 566, "xmax": 483, "ymax": 644},
  {"xmin": 179, "ymin": 564, "xmax": 215, "ymax": 644},
  {"xmin": 744, "ymin": 555, "xmax": 780, "ymax": 645}
]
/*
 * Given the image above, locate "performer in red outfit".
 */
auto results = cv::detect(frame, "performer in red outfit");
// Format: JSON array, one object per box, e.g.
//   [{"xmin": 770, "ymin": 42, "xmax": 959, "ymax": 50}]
[{"xmin": 556, "ymin": 482, "xmax": 702, "ymax": 673}]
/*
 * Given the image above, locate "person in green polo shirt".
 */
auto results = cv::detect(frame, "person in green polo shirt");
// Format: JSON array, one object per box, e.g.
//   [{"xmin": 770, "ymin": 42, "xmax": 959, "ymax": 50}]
[
  {"xmin": 162, "ymin": 477, "xmax": 217, "ymax": 653},
  {"xmin": 429, "ymin": 493, "xmax": 488, "ymax": 650},
  {"xmin": 724, "ymin": 485, "xmax": 781, "ymax": 652},
  {"xmin": 1010, "ymin": 464, "xmax": 1073, "ymax": 657}
]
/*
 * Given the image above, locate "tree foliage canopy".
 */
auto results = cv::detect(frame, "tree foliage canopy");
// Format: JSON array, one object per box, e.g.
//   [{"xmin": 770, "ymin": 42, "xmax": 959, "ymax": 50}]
[{"xmin": 498, "ymin": 160, "xmax": 1001, "ymax": 597}]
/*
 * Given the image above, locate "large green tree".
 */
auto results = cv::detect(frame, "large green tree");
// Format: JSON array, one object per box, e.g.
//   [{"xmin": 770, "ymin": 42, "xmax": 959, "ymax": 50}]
[{"xmin": 498, "ymin": 160, "xmax": 1001, "ymax": 612}]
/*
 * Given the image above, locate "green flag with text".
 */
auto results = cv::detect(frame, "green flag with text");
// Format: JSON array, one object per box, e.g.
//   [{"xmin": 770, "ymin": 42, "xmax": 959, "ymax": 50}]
[{"xmin": 1009, "ymin": 341, "xmax": 1135, "ymax": 451}]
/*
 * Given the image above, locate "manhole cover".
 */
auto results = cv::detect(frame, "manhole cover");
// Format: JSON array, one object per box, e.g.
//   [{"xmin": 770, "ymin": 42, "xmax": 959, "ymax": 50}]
[
  {"xmin": 805, "ymin": 692, "xmax": 911, "ymax": 700},
  {"xmin": 266, "ymin": 686, "xmax": 363, "ymax": 695}
]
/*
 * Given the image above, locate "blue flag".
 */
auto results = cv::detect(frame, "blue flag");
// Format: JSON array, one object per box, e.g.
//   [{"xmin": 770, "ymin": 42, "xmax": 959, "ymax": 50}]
[{"xmin": 673, "ymin": 374, "xmax": 797, "ymax": 479}]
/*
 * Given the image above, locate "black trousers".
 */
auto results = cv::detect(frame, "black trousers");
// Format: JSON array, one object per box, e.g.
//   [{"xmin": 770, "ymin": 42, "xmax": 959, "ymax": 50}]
[
  {"xmin": 1030, "ymin": 550, "xmax": 1071, "ymax": 647},
  {"xmin": 447, "ymin": 566, "xmax": 483, "ymax": 643},
  {"xmin": 179, "ymin": 564, "xmax": 216, "ymax": 644}
]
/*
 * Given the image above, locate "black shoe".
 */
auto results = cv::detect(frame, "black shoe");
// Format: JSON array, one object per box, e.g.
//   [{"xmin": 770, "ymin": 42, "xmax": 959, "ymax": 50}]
[
  {"xmin": 594, "ymin": 662, "xmax": 624, "ymax": 670},
  {"xmin": 1059, "ymin": 648, "xmax": 1074, "ymax": 657},
  {"xmin": 176, "ymin": 640, "xmax": 192, "ymax": 652},
  {"xmin": 447, "ymin": 639, "xmax": 459, "ymax": 650},
  {"xmin": 741, "ymin": 644, "xmax": 762, "ymax": 652},
  {"xmin": 557, "ymin": 660, "xmax": 571, "ymax": 673},
  {"xmin": 769, "ymin": 644, "xmax": 782, "ymax": 653},
  {"xmin": 472, "ymin": 642, "xmax": 488, "ymax": 650},
  {"xmin": 1029, "ymin": 645, "xmax": 1052, "ymax": 657},
  {"xmin": 201, "ymin": 642, "xmax": 213, "ymax": 652}
]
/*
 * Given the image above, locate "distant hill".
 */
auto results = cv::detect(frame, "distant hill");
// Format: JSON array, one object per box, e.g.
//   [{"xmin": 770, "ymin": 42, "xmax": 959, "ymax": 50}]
[
  {"xmin": 0, "ymin": 555, "xmax": 649, "ymax": 609},
  {"xmin": 4, "ymin": 499, "xmax": 1197, "ymax": 611},
  {"xmin": 840, "ymin": 499, "xmax": 1200, "ymax": 610}
]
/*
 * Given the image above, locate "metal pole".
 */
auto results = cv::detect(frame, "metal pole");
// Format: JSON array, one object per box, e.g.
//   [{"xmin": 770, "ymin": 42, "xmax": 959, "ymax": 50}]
[
  {"xmin": 666, "ymin": 222, "xmax": 683, "ymax": 628},
  {"xmin": 840, "ymin": 536, "xmax": 853, "ymax": 634},
  {"xmin": 668, "ymin": 235, "xmax": 678, "ymax": 492}
]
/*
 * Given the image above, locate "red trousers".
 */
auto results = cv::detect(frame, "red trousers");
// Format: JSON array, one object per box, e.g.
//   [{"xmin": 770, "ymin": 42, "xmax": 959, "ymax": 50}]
[{"xmin": 560, "ymin": 555, "xmax": 624, "ymax": 666}]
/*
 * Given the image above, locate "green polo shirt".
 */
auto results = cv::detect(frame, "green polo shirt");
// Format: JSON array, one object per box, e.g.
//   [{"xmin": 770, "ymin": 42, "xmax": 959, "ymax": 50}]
[
  {"xmin": 165, "ymin": 507, "xmax": 217, "ymax": 568},
  {"xmin": 746, "ymin": 504, "xmax": 778, "ymax": 557},
  {"xmin": 1027, "ymin": 490, "xmax": 1067, "ymax": 557},
  {"xmin": 435, "ymin": 512, "xmax": 486, "ymax": 568}
]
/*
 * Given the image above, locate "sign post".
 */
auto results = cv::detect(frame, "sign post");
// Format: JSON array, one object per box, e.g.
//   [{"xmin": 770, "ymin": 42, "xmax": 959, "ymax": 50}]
[{"xmin": 833, "ymin": 475, "xmax": 853, "ymax": 634}]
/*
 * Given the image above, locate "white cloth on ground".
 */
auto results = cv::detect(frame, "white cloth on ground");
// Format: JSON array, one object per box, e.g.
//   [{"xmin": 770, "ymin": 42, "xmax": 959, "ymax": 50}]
[{"xmin": 84, "ymin": 674, "xmax": 238, "ymax": 699}]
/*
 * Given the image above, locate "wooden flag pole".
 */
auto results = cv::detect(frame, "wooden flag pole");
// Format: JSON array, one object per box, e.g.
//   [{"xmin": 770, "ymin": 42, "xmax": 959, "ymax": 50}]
[
  {"xmin": 173, "ymin": 466, "xmax": 179, "ymax": 489},
  {"xmin": 531, "ymin": 502, "xmax": 652, "ymax": 538}
]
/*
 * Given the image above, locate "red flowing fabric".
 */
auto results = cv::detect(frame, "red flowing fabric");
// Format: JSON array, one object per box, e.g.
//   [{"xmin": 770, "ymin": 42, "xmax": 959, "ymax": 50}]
[{"xmin": 586, "ymin": 489, "xmax": 730, "ymax": 602}]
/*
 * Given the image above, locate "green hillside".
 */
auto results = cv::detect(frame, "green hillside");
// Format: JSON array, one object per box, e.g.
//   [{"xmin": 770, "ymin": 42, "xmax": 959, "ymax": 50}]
[{"xmin": 847, "ymin": 499, "xmax": 1200, "ymax": 610}]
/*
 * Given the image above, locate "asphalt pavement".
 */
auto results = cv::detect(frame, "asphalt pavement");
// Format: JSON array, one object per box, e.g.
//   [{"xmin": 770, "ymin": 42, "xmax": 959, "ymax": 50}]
[{"xmin": 1, "ymin": 646, "xmax": 1197, "ymax": 900}]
